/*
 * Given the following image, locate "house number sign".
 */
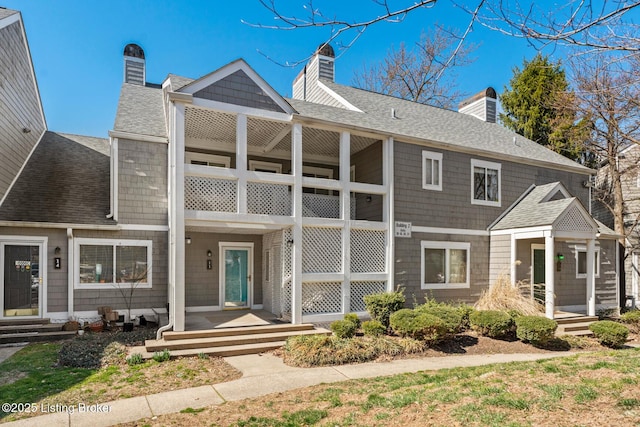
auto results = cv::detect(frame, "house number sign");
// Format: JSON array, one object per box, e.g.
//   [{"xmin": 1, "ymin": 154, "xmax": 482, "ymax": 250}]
[{"xmin": 394, "ymin": 221, "xmax": 412, "ymax": 238}]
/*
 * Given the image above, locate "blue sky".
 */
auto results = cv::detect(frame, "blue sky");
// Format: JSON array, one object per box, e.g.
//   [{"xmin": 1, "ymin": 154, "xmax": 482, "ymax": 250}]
[{"xmin": 5, "ymin": 1, "xmax": 550, "ymax": 138}]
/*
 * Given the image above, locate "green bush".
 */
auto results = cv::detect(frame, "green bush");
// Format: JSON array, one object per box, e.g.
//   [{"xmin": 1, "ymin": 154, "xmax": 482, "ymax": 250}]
[
  {"xmin": 152, "ymin": 349, "xmax": 171, "ymax": 362},
  {"xmin": 362, "ymin": 320, "xmax": 386, "ymax": 336},
  {"xmin": 343, "ymin": 313, "xmax": 361, "ymax": 329},
  {"xmin": 589, "ymin": 320, "xmax": 629, "ymax": 348},
  {"xmin": 126, "ymin": 353, "xmax": 144, "ymax": 366},
  {"xmin": 364, "ymin": 290, "xmax": 406, "ymax": 328},
  {"xmin": 415, "ymin": 304, "xmax": 465, "ymax": 335},
  {"xmin": 457, "ymin": 305, "xmax": 475, "ymax": 331},
  {"xmin": 469, "ymin": 310, "xmax": 514, "ymax": 339},
  {"xmin": 620, "ymin": 310, "xmax": 640, "ymax": 325},
  {"xmin": 389, "ymin": 309, "xmax": 446, "ymax": 344},
  {"xmin": 515, "ymin": 316, "xmax": 557, "ymax": 345},
  {"xmin": 330, "ymin": 319, "xmax": 357, "ymax": 339}
]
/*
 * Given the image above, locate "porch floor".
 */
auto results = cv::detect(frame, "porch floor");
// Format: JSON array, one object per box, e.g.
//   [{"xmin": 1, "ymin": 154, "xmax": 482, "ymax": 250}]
[
  {"xmin": 184, "ymin": 309, "xmax": 282, "ymax": 331},
  {"xmin": 554, "ymin": 310, "xmax": 588, "ymax": 320}
]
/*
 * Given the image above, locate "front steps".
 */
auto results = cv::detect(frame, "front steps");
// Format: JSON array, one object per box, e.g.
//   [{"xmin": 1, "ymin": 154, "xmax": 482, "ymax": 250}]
[
  {"xmin": 555, "ymin": 316, "xmax": 598, "ymax": 337},
  {"xmin": 0, "ymin": 318, "xmax": 77, "ymax": 344},
  {"xmin": 138, "ymin": 323, "xmax": 331, "ymax": 359}
]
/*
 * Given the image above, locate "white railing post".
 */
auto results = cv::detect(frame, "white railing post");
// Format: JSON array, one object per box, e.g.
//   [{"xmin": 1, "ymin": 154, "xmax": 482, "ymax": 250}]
[
  {"xmin": 236, "ymin": 114, "xmax": 247, "ymax": 214},
  {"xmin": 340, "ymin": 131, "xmax": 351, "ymax": 314},
  {"xmin": 586, "ymin": 238, "xmax": 596, "ymax": 316},
  {"xmin": 544, "ymin": 233, "xmax": 555, "ymax": 319},
  {"xmin": 291, "ymin": 123, "xmax": 303, "ymax": 324}
]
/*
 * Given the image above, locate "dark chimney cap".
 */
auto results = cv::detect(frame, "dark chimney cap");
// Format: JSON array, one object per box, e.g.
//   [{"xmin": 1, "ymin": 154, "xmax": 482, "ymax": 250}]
[
  {"xmin": 316, "ymin": 43, "xmax": 335, "ymax": 58},
  {"xmin": 458, "ymin": 87, "xmax": 496, "ymax": 109},
  {"xmin": 124, "ymin": 43, "xmax": 145, "ymax": 59}
]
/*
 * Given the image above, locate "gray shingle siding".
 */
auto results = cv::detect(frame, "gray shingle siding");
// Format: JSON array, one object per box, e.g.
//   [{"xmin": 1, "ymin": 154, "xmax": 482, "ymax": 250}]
[
  {"xmin": 194, "ymin": 70, "xmax": 285, "ymax": 113},
  {"xmin": 351, "ymin": 140, "xmax": 383, "ymax": 221},
  {"xmin": 489, "ymin": 234, "xmax": 511, "ymax": 284},
  {"xmin": 117, "ymin": 138, "xmax": 168, "ymax": 225},
  {"xmin": 0, "ymin": 20, "xmax": 45, "ymax": 202}
]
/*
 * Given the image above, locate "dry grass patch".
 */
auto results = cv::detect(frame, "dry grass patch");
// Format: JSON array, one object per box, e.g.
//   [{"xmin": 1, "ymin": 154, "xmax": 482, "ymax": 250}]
[{"xmin": 474, "ymin": 273, "xmax": 543, "ymax": 316}]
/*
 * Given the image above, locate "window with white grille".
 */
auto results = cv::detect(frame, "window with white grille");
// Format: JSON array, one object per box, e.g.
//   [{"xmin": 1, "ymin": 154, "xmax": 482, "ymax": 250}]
[
  {"xmin": 421, "ymin": 241, "xmax": 470, "ymax": 289},
  {"xmin": 422, "ymin": 150, "xmax": 442, "ymax": 191},
  {"xmin": 471, "ymin": 159, "xmax": 501, "ymax": 206}
]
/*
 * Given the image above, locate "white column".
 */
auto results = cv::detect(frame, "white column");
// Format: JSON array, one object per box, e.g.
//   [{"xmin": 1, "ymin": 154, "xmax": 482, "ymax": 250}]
[
  {"xmin": 545, "ymin": 233, "xmax": 555, "ymax": 319},
  {"xmin": 291, "ymin": 123, "xmax": 303, "ymax": 324},
  {"xmin": 173, "ymin": 103, "xmax": 186, "ymax": 331},
  {"xmin": 340, "ymin": 131, "xmax": 351, "ymax": 314},
  {"xmin": 383, "ymin": 137, "xmax": 394, "ymax": 291},
  {"xmin": 236, "ymin": 114, "xmax": 248, "ymax": 214},
  {"xmin": 586, "ymin": 238, "xmax": 596, "ymax": 316}
]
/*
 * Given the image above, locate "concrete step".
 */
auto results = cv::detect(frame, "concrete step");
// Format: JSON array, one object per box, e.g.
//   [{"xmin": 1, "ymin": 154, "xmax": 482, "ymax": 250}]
[
  {"xmin": 134, "ymin": 340, "xmax": 288, "ymax": 360},
  {"xmin": 0, "ymin": 330, "xmax": 77, "ymax": 344},
  {"xmin": 0, "ymin": 323, "xmax": 62, "ymax": 335},
  {"xmin": 162, "ymin": 323, "xmax": 316, "ymax": 341},
  {"xmin": 0, "ymin": 318, "xmax": 50, "ymax": 327},
  {"xmin": 555, "ymin": 316, "xmax": 598, "ymax": 325},
  {"xmin": 146, "ymin": 328, "xmax": 331, "ymax": 352}
]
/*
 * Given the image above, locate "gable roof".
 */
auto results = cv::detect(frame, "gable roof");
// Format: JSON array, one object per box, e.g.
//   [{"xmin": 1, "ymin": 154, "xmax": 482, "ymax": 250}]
[
  {"xmin": 0, "ymin": 131, "xmax": 115, "ymax": 225},
  {"xmin": 0, "ymin": 7, "xmax": 18, "ymax": 21},
  {"xmin": 289, "ymin": 80, "xmax": 593, "ymax": 175}
]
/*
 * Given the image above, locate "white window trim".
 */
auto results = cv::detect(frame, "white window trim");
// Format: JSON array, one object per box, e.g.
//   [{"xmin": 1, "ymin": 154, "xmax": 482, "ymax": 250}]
[
  {"xmin": 185, "ymin": 152, "xmax": 231, "ymax": 168},
  {"xmin": 249, "ymin": 160, "xmax": 282, "ymax": 173},
  {"xmin": 421, "ymin": 241, "xmax": 470, "ymax": 289},
  {"xmin": 303, "ymin": 165, "xmax": 334, "ymax": 179},
  {"xmin": 74, "ymin": 238, "xmax": 152, "ymax": 290},
  {"xmin": 575, "ymin": 245, "xmax": 600, "ymax": 279},
  {"xmin": 422, "ymin": 150, "xmax": 443, "ymax": 191},
  {"xmin": 471, "ymin": 159, "xmax": 501, "ymax": 207}
]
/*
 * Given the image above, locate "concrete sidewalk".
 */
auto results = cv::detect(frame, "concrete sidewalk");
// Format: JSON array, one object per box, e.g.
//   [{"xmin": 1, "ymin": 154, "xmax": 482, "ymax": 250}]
[{"xmin": 3, "ymin": 351, "xmax": 575, "ymax": 427}]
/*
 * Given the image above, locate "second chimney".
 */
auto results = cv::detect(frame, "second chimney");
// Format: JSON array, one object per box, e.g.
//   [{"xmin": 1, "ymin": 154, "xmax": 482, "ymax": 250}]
[
  {"xmin": 458, "ymin": 87, "xmax": 497, "ymax": 123},
  {"xmin": 123, "ymin": 43, "xmax": 145, "ymax": 86}
]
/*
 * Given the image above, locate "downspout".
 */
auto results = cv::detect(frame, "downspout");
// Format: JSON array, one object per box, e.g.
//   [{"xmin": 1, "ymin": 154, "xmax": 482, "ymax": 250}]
[{"xmin": 67, "ymin": 228, "xmax": 74, "ymax": 319}]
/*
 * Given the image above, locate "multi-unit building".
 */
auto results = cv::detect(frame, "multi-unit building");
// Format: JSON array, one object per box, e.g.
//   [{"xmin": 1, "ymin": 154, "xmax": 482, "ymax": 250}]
[{"xmin": 0, "ymin": 9, "xmax": 621, "ymax": 333}]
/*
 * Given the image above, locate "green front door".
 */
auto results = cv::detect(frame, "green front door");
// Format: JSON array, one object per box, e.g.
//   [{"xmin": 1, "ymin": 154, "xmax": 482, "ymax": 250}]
[
  {"xmin": 223, "ymin": 248, "xmax": 250, "ymax": 308},
  {"xmin": 532, "ymin": 246, "xmax": 546, "ymax": 305}
]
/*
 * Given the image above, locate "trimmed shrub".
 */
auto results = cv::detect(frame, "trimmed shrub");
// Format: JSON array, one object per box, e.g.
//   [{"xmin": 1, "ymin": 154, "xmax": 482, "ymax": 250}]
[
  {"xmin": 389, "ymin": 309, "xmax": 446, "ymax": 344},
  {"xmin": 343, "ymin": 313, "xmax": 361, "ymax": 329},
  {"xmin": 515, "ymin": 316, "xmax": 557, "ymax": 345},
  {"xmin": 589, "ymin": 320, "xmax": 629, "ymax": 348},
  {"xmin": 457, "ymin": 305, "xmax": 475, "ymax": 331},
  {"xmin": 362, "ymin": 320, "xmax": 386, "ymax": 337},
  {"xmin": 620, "ymin": 310, "xmax": 640, "ymax": 325},
  {"xmin": 415, "ymin": 304, "xmax": 465, "ymax": 335},
  {"xmin": 364, "ymin": 290, "xmax": 406, "ymax": 328},
  {"xmin": 330, "ymin": 319, "xmax": 357, "ymax": 339},
  {"xmin": 470, "ymin": 310, "xmax": 513, "ymax": 339}
]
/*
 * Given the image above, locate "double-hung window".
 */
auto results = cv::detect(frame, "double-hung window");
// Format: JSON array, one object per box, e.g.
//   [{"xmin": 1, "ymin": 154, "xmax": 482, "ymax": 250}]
[
  {"xmin": 575, "ymin": 246, "xmax": 600, "ymax": 278},
  {"xmin": 75, "ymin": 238, "xmax": 152, "ymax": 289},
  {"xmin": 471, "ymin": 159, "xmax": 501, "ymax": 206},
  {"xmin": 421, "ymin": 241, "xmax": 470, "ymax": 289},
  {"xmin": 422, "ymin": 150, "xmax": 442, "ymax": 191}
]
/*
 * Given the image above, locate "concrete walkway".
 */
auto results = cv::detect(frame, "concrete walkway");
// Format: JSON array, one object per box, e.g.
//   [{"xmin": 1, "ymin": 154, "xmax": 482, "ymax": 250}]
[{"xmin": 2, "ymin": 351, "xmax": 577, "ymax": 427}]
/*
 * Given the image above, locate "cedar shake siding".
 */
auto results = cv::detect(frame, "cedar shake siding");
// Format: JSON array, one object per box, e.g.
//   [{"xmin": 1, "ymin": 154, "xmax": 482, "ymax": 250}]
[{"xmin": 0, "ymin": 18, "xmax": 46, "ymax": 201}]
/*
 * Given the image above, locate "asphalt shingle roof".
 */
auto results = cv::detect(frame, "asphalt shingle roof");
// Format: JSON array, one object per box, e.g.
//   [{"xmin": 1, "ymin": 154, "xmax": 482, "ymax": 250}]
[
  {"xmin": 114, "ymin": 83, "xmax": 166, "ymax": 138},
  {"xmin": 0, "ymin": 131, "xmax": 116, "ymax": 225}
]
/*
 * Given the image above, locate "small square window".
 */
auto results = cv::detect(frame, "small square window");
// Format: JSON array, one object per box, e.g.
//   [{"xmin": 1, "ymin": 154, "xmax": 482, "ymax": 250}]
[
  {"xmin": 471, "ymin": 159, "xmax": 501, "ymax": 206},
  {"xmin": 421, "ymin": 241, "xmax": 470, "ymax": 289},
  {"xmin": 422, "ymin": 151, "xmax": 443, "ymax": 191}
]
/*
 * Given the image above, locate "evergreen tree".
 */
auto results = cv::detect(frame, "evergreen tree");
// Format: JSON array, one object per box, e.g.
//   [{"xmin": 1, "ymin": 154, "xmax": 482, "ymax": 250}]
[{"xmin": 500, "ymin": 54, "xmax": 587, "ymax": 162}]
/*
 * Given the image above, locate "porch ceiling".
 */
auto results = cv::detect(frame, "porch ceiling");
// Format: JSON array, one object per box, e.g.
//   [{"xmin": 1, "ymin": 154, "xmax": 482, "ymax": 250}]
[{"xmin": 184, "ymin": 105, "xmax": 379, "ymax": 158}]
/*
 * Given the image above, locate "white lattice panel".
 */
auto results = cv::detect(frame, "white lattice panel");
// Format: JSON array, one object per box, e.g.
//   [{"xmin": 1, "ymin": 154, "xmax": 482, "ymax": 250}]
[
  {"xmin": 247, "ymin": 182, "xmax": 291, "ymax": 216},
  {"xmin": 302, "ymin": 193, "xmax": 340, "ymax": 218},
  {"xmin": 555, "ymin": 205, "xmax": 595, "ymax": 232},
  {"xmin": 185, "ymin": 176, "xmax": 237, "ymax": 212},
  {"xmin": 282, "ymin": 228, "xmax": 293, "ymax": 280},
  {"xmin": 302, "ymin": 227, "xmax": 342, "ymax": 273},
  {"xmin": 350, "ymin": 229, "xmax": 386, "ymax": 273},
  {"xmin": 185, "ymin": 107, "xmax": 236, "ymax": 142},
  {"xmin": 302, "ymin": 281, "xmax": 342, "ymax": 314},
  {"xmin": 281, "ymin": 278, "xmax": 292, "ymax": 317},
  {"xmin": 350, "ymin": 281, "xmax": 386, "ymax": 312}
]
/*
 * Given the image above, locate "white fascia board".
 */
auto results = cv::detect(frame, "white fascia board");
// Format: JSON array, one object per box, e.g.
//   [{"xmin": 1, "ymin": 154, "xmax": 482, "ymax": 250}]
[
  {"xmin": 0, "ymin": 11, "xmax": 20, "ymax": 29},
  {"xmin": 491, "ymin": 226, "xmax": 552, "ymax": 237},
  {"xmin": 316, "ymin": 80, "xmax": 363, "ymax": 112},
  {"xmin": 0, "ymin": 220, "xmax": 120, "ymax": 230},
  {"xmin": 180, "ymin": 59, "xmax": 296, "ymax": 114},
  {"xmin": 167, "ymin": 91, "xmax": 193, "ymax": 104},
  {"xmin": 411, "ymin": 225, "xmax": 490, "ymax": 236},
  {"xmin": 108, "ymin": 130, "xmax": 168, "ymax": 144},
  {"xmin": 191, "ymin": 97, "xmax": 293, "ymax": 123}
]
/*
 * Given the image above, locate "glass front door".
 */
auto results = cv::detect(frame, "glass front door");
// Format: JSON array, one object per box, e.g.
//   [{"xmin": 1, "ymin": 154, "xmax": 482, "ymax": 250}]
[
  {"xmin": 532, "ymin": 246, "xmax": 546, "ymax": 305},
  {"xmin": 3, "ymin": 244, "xmax": 41, "ymax": 317},
  {"xmin": 222, "ymin": 247, "xmax": 250, "ymax": 308}
]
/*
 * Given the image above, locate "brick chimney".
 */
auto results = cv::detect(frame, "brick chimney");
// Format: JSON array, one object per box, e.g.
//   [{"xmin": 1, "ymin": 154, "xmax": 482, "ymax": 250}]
[
  {"xmin": 123, "ymin": 43, "xmax": 145, "ymax": 85},
  {"xmin": 458, "ymin": 87, "xmax": 497, "ymax": 123},
  {"xmin": 292, "ymin": 43, "xmax": 335, "ymax": 101}
]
